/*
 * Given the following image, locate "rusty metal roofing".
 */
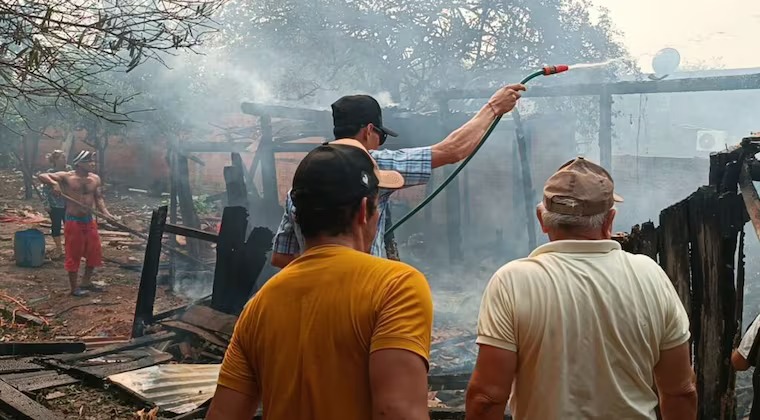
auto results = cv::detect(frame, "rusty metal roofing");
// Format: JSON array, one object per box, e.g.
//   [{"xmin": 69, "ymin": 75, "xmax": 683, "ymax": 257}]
[{"xmin": 107, "ymin": 364, "xmax": 221, "ymax": 414}]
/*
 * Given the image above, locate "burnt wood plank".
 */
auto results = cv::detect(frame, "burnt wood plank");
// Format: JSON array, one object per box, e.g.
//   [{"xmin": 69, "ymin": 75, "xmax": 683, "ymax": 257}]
[
  {"xmin": 0, "ymin": 379, "xmax": 57, "ymax": 419},
  {"xmin": 131, "ymin": 206, "xmax": 168, "ymax": 338},
  {"xmin": 688, "ymin": 186, "xmax": 740, "ymax": 420},
  {"xmin": 0, "ymin": 370, "xmax": 79, "ymax": 392},
  {"xmin": 159, "ymin": 320, "xmax": 229, "ymax": 348},
  {"xmin": 0, "ymin": 358, "xmax": 43, "ymax": 374},
  {"xmin": 0, "ymin": 342, "xmax": 85, "ymax": 356},
  {"xmin": 211, "ymin": 207, "xmax": 248, "ymax": 314},
  {"xmin": 56, "ymin": 331, "xmax": 177, "ymax": 363},
  {"xmin": 77, "ymin": 348, "xmax": 173, "ymax": 379},
  {"xmin": 179, "ymin": 305, "xmax": 238, "ymax": 337},
  {"xmin": 165, "ymin": 224, "xmax": 218, "ymax": 244},
  {"xmin": 658, "ymin": 200, "xmax": 692, "ymax": 353},
  {"xmin": 176, "ymin": 155, "xmax": 203, "ymax": 258},
  {"xmin": 223, "ymin": 164, "xmax": 248, "ymax": 209}
]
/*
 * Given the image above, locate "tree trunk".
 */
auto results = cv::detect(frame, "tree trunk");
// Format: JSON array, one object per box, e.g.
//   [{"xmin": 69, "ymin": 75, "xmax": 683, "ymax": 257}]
[
  {"xmin": 97, "ymin": 136, "xmax": 109, "ymax": 183},
  {"xmin": 61, "ymin": 130, "xmax": 75, "ymax": 163},
  {"xmin": 21, "ymin": 132, "xmax": 40, "ymax": 200}
]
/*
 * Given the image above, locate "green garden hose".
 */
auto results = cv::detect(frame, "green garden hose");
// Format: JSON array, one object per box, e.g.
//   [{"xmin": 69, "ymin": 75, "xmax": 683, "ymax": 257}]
[{"xmin": 385, "ymin": 67, "xmax": 565, "ymax": 236}]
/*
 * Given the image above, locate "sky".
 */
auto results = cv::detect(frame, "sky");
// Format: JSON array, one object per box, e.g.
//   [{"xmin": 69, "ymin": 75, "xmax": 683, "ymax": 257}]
[{"xmin": 591, "ymin": 0, "xmax": 760, "ymax": 72}]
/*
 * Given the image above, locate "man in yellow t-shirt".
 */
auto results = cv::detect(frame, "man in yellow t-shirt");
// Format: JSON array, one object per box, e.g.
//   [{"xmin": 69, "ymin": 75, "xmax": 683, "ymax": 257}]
[{"xmin": 206, "ymin": 139, "xmax": 434, "ymax": 420}]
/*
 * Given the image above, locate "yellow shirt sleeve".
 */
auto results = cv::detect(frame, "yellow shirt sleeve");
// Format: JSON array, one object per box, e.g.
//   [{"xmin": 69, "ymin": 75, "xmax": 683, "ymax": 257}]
[
  {"xmin": 370, "ymin": 269, "xmax": 433, "ymax": 367},
  {"xmin": 217, "ymin": 298, "xmax": 260, "ymax": 397},
  {"xmin": 476, "ymin": 269, "xmax": 518, "ymax": 352}
]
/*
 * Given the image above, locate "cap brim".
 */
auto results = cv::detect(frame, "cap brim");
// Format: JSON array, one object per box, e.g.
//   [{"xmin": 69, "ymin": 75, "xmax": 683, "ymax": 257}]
[
  {"xmin": 379, "ymin": 126, "xmax": 398, "ymax": 137},
  {"xmin": 376, "ymin": 169, "xmax": 404, "ymax": 189},
  {"xmin": 613, "ymin": 193, "xmax": 624, "ymax": 203}
]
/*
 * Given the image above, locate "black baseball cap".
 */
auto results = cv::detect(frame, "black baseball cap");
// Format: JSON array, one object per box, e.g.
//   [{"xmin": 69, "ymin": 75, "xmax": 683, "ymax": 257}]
[
  {"xmin": 291, "ymin": 139, "xmax": 404, "ymax": 209},
  {"xmin": 331, "ymin": 95, "xmax": 399, "ymax": 139}
]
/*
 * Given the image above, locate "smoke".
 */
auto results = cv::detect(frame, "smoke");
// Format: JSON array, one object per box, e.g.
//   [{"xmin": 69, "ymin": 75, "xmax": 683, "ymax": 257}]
[{"xmin": 82, "ymin": 0, "xmax": 760, "ymax": 394}]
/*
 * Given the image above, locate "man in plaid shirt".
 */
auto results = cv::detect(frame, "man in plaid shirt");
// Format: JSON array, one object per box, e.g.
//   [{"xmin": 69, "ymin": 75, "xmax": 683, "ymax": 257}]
[{"xmin": 271, "ymin": 84, "xmax": 526, "ymax": 268}]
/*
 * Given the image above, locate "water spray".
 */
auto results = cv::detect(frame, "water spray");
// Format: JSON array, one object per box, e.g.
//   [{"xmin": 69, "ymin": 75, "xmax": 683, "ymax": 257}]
[{"xmin": 385, "ymin": 64, "xmax": 573, "ymax": 246}]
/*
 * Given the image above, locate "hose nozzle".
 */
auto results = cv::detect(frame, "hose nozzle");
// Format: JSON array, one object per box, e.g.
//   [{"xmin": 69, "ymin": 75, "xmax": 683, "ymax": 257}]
[{"xmin": 543, "ymin": 65, "xmax": 569, "ymax": 75}]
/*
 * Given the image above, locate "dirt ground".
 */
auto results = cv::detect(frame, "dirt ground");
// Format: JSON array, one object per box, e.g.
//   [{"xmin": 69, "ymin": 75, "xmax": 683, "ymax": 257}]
[{"xmin": 0, "ymin": 169, "xmax": 192, "ymax": 419}]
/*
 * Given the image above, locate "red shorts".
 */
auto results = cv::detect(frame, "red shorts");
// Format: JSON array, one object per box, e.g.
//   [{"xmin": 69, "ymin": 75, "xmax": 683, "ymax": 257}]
[{"xmin": 64, "ymin": 220, "xmax": 103, "ymax": 272}]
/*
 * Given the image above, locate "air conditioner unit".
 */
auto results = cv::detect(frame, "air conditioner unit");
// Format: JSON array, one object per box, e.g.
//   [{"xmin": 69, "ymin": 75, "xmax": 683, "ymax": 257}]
[{"xmin": 696, "ymin": 130, "xmax": 727, "ymax": 152}]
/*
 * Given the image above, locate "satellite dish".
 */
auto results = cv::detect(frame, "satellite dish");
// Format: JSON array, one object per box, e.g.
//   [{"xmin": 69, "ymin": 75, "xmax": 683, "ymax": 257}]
[{"xmin": 652, "ymin": 48, "xmax": 681, "ymax": 78}]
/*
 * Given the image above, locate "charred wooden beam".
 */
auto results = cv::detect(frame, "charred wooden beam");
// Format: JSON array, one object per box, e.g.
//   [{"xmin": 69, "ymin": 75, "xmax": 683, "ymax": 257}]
[
  {"xmin": 0, "ymin": 379, "xmax": 58, "ymax": 419},
  {"xmin": 179, "ymin": 305, "xmax": 238, "ymax": 337},
  {"xmin": 0, "ymin": 342, "xmax": 85, "ymax": 356},
  {"xmin": 241, "ymin": 102, "xmax": 332, "ymax": 124},
  {"xmin": 616, "ymin": 222, "xmax": 656, "ymax": 260},
  {"xmin": 175, "ymin": 142, "xmax": 252, "ymax": 154},
  {"xmin": 131, "ymin": 206, "xmax": 167, "ymax": 338},
  {"xmin": 165, "ymin": 223, "xmax": 218, "ymax": 243},
  {"xmin": 241, "ymin": 227, "xmax": 275, "ymax": 302},
  {"xmin": 437, "ymin": 73, "xmax": 760, "ymax": 100},
  {"xmin": 224, "ymin": 160, "xmax": 248, "ymax": 209},
  {"xmin": 211, "ymin": 207, "xmax": 248, "ymax": 314},
  {"xmin": 0, "ymin": 370, "xmax": 79, "ymax": 392},
  {"xmin": 658, "ymin": 200, "xmax": 692, "ymax": 353},
  {"xmin": 259, "ymin": 115, "xmax": 280, "ymax": 223},
  {"xmin": 599, "ymin": 92, "xmax": 613, "ymax": 171},
  {"xmin": 176, "ymin": 155, "xmax": 203, "ymax": 258},
  {"xmin": 688, "ymin": 186, "xmax": 741, "ymax": 420},
  {"xmin": 513, "ymin": 108, "xmax": 537, "ymax": 252},
  {"xmin": 740, "ymin": 160, "xmax": 760, "ymax": 242},
  {"xmin": 56, "ymin": 331, "xmax": 178, "ymax": 364}
]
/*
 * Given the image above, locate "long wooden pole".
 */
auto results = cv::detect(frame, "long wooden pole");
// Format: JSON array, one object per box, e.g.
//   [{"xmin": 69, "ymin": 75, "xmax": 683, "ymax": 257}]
[{"xmin": 58, "ymin": 192, "xmax": 210, "ymax": 268}]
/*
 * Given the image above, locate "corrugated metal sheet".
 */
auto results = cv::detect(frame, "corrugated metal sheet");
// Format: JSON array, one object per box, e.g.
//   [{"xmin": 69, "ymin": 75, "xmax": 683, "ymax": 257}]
[{"xmin": 108, "ymin": 364, "xmax": 221, "ymax": 414}]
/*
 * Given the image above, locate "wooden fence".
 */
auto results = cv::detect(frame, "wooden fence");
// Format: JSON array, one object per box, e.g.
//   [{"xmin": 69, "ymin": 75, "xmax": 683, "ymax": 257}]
[{"xmin": 617, "ymin": 140, "xmax": 760, "ymax": 419}]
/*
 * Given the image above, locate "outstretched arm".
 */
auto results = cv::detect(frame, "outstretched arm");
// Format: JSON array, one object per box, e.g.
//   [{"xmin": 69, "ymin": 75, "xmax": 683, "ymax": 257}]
[
  {"xmin": 430, "ymin": 84, "xmax": 525, "ymax": 169},
  {"xmin": 38, "ymin": 171, "xmax": 68, "ymax": 194}
]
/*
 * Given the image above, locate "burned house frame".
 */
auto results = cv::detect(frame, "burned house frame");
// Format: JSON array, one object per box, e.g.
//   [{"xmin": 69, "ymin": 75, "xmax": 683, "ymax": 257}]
[{"xmin": 4, "ymin": 73, "xmax": 760, "ymax": 419}]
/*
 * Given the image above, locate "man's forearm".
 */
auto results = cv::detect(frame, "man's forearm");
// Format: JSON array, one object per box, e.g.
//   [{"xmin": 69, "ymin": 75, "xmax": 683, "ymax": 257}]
[
  {"xmin": 38, "ymin": 173, "xmax": 55, "ymax": 186},
  {"xmin": 659, "ymin": 391, "xmax": 698, "ymax": 420},
  {"xmin": 96, "ymin": 199, "xmax": 113, "ymax": 218},
  {"xmin": 465, "ymin": 392, "xmax": 508, "ymax": 420},
  {"xmin": 430, "ymin": 105, "xmax": 497, "ymax": 168}
]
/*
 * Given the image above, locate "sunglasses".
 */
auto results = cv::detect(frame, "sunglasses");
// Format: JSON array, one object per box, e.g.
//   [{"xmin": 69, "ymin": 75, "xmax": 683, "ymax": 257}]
[{"xmin": 372, "ymin": 126, "xmax": 388, "ymax": 145}]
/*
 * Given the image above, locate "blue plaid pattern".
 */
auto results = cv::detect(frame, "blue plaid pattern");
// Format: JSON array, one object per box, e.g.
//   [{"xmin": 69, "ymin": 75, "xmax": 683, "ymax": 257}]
[{"xmin": 272, "ymin": 146, "xmax": 432, "ymax": 258}]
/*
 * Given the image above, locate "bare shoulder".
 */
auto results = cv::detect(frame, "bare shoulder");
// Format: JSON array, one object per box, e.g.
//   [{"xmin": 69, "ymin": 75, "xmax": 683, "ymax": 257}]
[{"xmin": 89, "ymin": 173, "xmax": 102, "ymax": 184}]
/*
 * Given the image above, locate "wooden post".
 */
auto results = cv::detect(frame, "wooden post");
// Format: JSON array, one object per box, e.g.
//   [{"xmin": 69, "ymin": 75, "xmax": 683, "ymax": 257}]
[
  {"xmin": 513, "ymin": 109, "xmax": 537, "ymax": 252},
  {"xmin": 224, "ymin": 154, "xmax": 249, "ymax": 209},
  {"xmin": 599, "ymin": 93, "xmax": 613, "ymax": 171},
  {"xmin": 21, "ymin": 132, "xmax": 40, "ymax": 200},
  {"xmin": 237, "ymin": 227, "xmax": 274, "ymax": 310},
  {"xmin": 176, "ymin": 154, "xmax": 202, "ymax": 258},
  {"xmin": 131, "ymin": 206, "xmax": 168, "ymax": 338},
  {"xmin": 439, "ymin": 98, "xmax": 462, "ymax": 262},
  {"xmin": 658, "ymin": 200, "xmax": 692, "ymax": 354},
  {"xmin": 688, "ymin": 186, "xmax": 742, "ymax": 420},
  {"xmin": 212, "ymin": 206, "xmax": 248, "ymax": 314},
  {"xmin": 259, "ymin": 115, "xmax": 280, "ymax": 225},
  {"xmin": 168, "ymin": 151, "xmax": 179, "ymax": 225},
  {"xmin": 168, "ymin": 150, "xmax": 179, "ymax": 284}
]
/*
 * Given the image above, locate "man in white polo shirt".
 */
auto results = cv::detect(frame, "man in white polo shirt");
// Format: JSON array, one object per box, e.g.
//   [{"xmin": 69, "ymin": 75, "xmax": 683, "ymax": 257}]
[{"xmin": 466, "ymin": 157, "xmax": 697, "ymax": 420}]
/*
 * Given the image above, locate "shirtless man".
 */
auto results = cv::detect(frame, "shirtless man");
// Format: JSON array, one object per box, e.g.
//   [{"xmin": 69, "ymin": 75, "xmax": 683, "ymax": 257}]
[{"xmin": 38, "ymin": 150, "xmax": 116, "ymax": 297}]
